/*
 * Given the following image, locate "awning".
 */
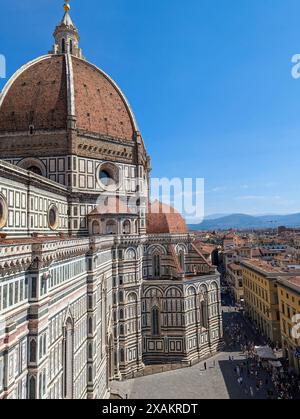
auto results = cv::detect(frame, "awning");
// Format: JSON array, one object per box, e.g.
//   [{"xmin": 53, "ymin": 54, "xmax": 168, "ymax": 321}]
[{"xmin": 255, "ymin": 346, "xmax": 277, "ymax": 361}]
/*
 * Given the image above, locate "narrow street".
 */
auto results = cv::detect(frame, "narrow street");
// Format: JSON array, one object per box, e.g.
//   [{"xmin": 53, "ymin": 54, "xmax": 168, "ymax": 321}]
[
  {"xmin": 221, "ymin": 290, "xmax": 300, "ymax": 399},
  {"xmin": 221, "ymin": 292, "xmax": 277, "ymax": 399}
]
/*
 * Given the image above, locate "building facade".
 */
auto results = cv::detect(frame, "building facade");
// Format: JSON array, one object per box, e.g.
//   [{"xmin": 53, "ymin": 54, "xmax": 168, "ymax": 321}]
[
  {"xmin": 278, "ymin": 277, "xmax": 300, "ymax": 376},
  {"xmin": 0, "ymin": 3, "xmax": 222, "ymax": 399},
  {"xmin": 241, "ymin": 259, "xmax": 295, "ymax": 346},
  {"xmin": 226, "ymin": 263, "xmax": 243, "ymax": 304}
]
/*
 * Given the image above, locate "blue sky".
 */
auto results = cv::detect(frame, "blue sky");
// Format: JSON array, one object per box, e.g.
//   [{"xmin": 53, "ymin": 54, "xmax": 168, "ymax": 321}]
[{"xmin": 1, "ymin": 0, "xmax": 300, "ymax": 219}]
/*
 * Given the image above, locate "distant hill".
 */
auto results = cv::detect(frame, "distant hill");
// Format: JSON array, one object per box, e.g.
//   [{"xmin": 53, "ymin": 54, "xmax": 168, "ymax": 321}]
[
  {"xmin": 203, "ymin": 213, "xmax": 230, "ymax": 220},
  {"xmin": 189, "ymin": 213, "xmax": 300, "ymax": 231}
]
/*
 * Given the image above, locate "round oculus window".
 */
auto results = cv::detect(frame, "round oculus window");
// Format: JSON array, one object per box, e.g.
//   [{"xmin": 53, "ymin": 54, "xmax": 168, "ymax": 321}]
[
  {"xmin": 48, "ymin": 205, "xmax": 59, "ymax": 230},
  {"xmin": 97, "ymin": 163, "xmax": 120, "ymax": 191},
  {"xmin": 100, "ymin": 169, "xmax": 114, "ymax": 187}
]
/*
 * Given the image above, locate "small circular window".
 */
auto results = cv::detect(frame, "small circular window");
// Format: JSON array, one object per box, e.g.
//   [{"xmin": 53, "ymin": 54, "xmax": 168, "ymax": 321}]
[
  {"xmin": 97, "ymin": 163, "xmax": 120, "ymax": 191},
  {"xmin": 48, "ymin": 205, "xmax": 59, "ymax": 230},
  {"xmin": 0, "ymin": 194, "xmax": 8, "ymax": 229},
  {"xmin": 100, "ymin": 169, "xmax": 114, "ymax": 187}
]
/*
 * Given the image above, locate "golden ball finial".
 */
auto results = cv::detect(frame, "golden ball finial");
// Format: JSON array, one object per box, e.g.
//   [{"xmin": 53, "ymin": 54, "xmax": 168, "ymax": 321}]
[{"xmin": 64, "ymin": 1, "xmax": 70, "ymax": 12}]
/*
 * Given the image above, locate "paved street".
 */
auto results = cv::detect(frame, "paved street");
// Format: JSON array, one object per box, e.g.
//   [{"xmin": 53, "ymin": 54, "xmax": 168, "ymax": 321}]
[
  {"xmin": 111, "ymin": 292, "xmax": 299, "ymax": 399},
  {"xmin": 111, "ymin": 348, "xmax": 271, "ymax": 399}
]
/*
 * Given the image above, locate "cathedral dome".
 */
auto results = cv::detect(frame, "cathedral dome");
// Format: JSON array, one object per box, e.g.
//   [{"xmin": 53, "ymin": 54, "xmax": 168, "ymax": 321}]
[
  {"xmin": 146, "ymin": 201, "xmax": 188, "ymax": 235},
  {"xmin": 0, "ymin": 54, "xmax": 137, "ymax": 141}
]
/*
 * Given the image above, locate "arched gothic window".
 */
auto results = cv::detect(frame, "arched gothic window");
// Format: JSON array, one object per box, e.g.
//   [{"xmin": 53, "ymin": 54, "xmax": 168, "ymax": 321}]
[
  {"xmin": 88, "ymin": 366, "xmax": 93, "ymax": 382},
  {"xmin": 126, "ymin": 249, "xmax": 136, "ymax": 260},
  {"xmin": 119, "ymin": 309, "xmax": 124, "ymax": 320},
  {"xmin": 29, "ymin": 376, "xmax": 36, "ymax": 399},
  {"xmin": 106, "ymin": 220, "xmax": 117, "ymax": 235},
  {"xmin": 119, "ymin": 291, "xmax": 124, "ymax": 303},
  {"xmin": 88, "ymin": 342, "xmax": 93, "ymax": 359},
  {"xmin": 200, "ymin": 299, "xmax": 208, "ymax": 329},
  {"xmin": 88, "ymin": 317, "xmax": 93, "ymax": 334},
  {"xmin": 152, "ymin": 254, "xmax": 161, "ymax": 278},
  {"xmin": 135, "ymin": 219, "xmax": 139, "ymax": 234},
  {"xmin": 92, "ymin": 220, "xmax": 100, "ymax": 235},
  {"xmin": 119, "ymin": 324, "xmax": 124, "ymax": 336},
  {"xmin": 70, "ymin": 40, "xmax": 73, "ymax": 54},
  {"xmin": 178, "ymin": 250, "xmax": 185, "ymax": 271},
  {"xmin": 29, "ymin": 339, "xmax": 37, "ymax": 363},
  {"xmin": 123, "ymin": 220, "xmax": 131, "ymax": 234},
  {"xmin": 120, "ymin": 348, "xmax": 125, "ymax": 362},
  {"xmin": 151, "ymin": 307, "xmax": 160, "ymax": 336},
  {"xmin": 62, "ymin": 38, "xmax": 66, "ymax": 53}
]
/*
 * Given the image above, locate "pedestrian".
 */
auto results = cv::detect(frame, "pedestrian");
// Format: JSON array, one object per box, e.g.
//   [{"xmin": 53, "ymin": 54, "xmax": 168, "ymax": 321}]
[{"xmin": 204, "ymin": 362, "xmax": 207, "ymax": 371}]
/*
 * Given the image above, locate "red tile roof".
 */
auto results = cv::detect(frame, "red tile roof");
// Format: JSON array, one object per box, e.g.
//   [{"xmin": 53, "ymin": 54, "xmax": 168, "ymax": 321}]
[
  {"xmin": 228, "ymin": 263, "xmax": 242, "ymax": 271},
  {"xmin": 242, "ymin": 258, "xmax": 282, "ymax": 274},
  {"xmin": 287, "ymin": 276, "xmax": 300, "ymax": 287},
  {"xmin": 146, "ymin": 201, "xmax": 187, "ymax": 235},
  {"xmin": 193, "ymin": 241, "xmax": 217, "ymax": 255}
]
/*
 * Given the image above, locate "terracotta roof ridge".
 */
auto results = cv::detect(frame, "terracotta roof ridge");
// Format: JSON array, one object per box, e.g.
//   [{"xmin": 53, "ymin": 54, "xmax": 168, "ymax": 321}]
[{"xmin": 191, "ymin": 242, "xmax": 213, "ymax": 267}]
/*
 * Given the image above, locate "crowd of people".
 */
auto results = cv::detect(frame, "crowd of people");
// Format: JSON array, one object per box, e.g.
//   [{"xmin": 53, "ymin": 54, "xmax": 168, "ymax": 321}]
[
  {"xmin": 268, "ymin": 362, "xmax": 300, "ymax": 399},
  {"xmin": 223, "ymin": 307, "xmax": 300, "ymax": 399}
]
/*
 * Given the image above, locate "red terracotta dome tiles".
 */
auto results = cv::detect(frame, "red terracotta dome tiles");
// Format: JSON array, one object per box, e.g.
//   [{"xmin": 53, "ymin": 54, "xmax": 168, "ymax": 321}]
[
  {"xmin": 72, "ymin": 57, "xmax": 134, "ymax": 141},
  {"xmin": 0, "ymin": 55, "xmax": 136, "ymax": 141},
  {"xmin": 146, "ymin": 201, "xmax": 188, "ymax": 234},
  {"xmin": 0, "ymin": 56, "xmax": 67, "ymax": 132}
]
